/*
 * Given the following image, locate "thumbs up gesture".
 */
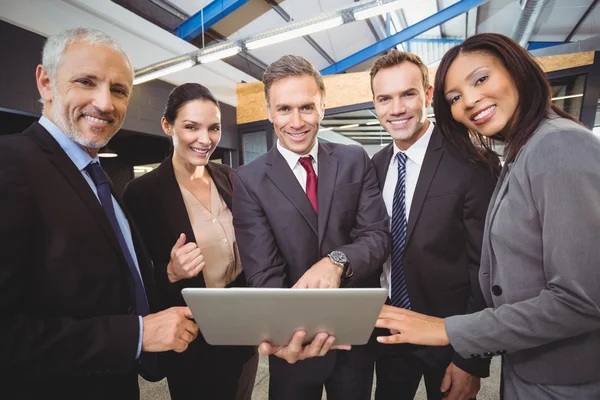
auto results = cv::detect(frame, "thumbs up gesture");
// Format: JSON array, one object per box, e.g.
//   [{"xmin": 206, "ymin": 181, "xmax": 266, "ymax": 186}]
[{"xmin": 166, "ymin": 233, "xmax": 205, "ymax": 283}]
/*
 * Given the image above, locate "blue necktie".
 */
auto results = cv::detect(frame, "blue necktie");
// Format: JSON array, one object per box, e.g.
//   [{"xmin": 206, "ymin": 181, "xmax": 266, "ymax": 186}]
[
  {"xmin": 85, "ymin": 162, "xmax": 156, "ymax": 375},
  {"xmin": 390, "ymin": 152, "xmax": 411, "ymax": 309},
  {"xmin": 85, "ymin": 162, "xmax": 150, "ymax": 317}
]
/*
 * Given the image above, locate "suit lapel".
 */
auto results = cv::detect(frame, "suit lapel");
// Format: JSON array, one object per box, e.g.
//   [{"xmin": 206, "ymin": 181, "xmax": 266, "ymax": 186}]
[
  {"xmin": 25, "ymin": 123, "xmax": 123, "ymax": 257},
  {"xmin": 486, "ymin": 162, "xmax": 512, "ymax": 232},
  {"xmin": 155, "ymin": 156, "xmax": 207, "ymax": 287},
  {"xmin": 374, "ymin": 144, "xmax": 393, "ymax": 192},
  {"xmin": 206, "ymin": 162, "xmax": 233, "ymax": 210},
  {"xmin": 317, "ymin": 143, "xmax": 338, "ymax": 247},
  {"xmin": 156, "ymin": 156, "xmax": 198, "ymax": 244},
  {"xmin": 265, "ymin": 147, "xmax": 318, "ymax": 235},
  {"xmin": 406, "ymin": 127, "xmax": 444, "ymax": 243}
]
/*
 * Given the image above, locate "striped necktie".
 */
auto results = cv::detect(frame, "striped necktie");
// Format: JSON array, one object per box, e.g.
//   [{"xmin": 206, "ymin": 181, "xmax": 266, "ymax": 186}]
[{"xmin": 390, "ymin": 152, "xmax": 411, "ymax": 309}]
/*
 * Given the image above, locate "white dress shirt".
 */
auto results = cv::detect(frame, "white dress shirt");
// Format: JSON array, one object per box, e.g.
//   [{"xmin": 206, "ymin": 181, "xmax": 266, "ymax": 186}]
[
  {"xmin": 276, "ymin": 139, "xmax": 319, "ymax": 192},
  {"xmin": 381, "ymin": 122, "xmax": 434, "ymax": 298}
]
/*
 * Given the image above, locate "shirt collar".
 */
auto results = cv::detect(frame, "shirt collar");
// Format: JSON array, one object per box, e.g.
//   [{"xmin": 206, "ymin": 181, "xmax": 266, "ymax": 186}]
[
  {"xmin": 276, "ymin": 139, "xmax": 319, "ymax": 170},
  {"xmin": 39, "ymin": 116, "xmax": 100, "ymax": 171},
  {"xmin": 392, "ymin": 121, "xmax": 434, "ymax": 167}
]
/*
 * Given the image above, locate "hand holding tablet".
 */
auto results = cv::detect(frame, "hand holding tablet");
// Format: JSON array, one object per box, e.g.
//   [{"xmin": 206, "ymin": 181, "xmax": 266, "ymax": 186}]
[{"xmin": 181, "ymin": 288, "xmax": 387, "ymax": 350}]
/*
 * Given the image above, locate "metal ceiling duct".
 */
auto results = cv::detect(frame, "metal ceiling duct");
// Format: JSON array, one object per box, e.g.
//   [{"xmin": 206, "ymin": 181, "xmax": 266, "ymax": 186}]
[{"xmin": 511, "ymin": 0, "xmax": 550, "ymax": 47}]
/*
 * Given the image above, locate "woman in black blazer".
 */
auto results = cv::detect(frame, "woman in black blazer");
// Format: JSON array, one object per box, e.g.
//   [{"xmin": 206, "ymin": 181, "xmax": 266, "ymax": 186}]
[{"xmin": 124, "ymin": 83, "xmax": 257, "ymax": 400}]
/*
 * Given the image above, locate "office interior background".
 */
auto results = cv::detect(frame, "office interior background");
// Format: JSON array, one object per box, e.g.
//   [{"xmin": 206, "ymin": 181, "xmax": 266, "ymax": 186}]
[{"xmin": 1, "ymin": 0, "xmax": 599, "ymax": 398}]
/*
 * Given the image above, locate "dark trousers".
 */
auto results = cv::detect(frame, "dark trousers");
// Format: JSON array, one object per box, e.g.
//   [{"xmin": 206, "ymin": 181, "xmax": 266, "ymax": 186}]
[
  {"xmin": 163, "ymin": 340, "xmax": 258, "ymax": 400},
  {"xmin": 269, "ymin": 347, "xmax": 374, "ymax": 400},
  {"xmin": 373, "ymin": 335, "xmax": 453, "ymax": 400}
]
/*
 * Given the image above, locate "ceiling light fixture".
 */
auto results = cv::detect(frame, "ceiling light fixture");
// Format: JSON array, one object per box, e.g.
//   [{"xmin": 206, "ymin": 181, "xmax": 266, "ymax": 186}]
[
  {"xmin": 366, "ymin": 121, "xmax": 380, "ymax": 125},
  {"xmin": 319, "ymin": 127, "xmax": 334, "ymax": 132},
  {"xmin": 354, "ymin": 0, "xmax": 407, "ymax": 21},
  {"xmin": 98, "ymin": 146, "xmax": 118, "ymax": 158},
  {"xmin": 551, "ymin": 94, "xmax": 583, "ymax": 101},
  {"xmin": 197, "ymin": 45, "xmax": 242, "ymax": 64},
  {"xmin": 133, "ymin": 59, "xmax": 196, "ymax": 85},
  {"xmin": 245, "ymin": 15, "xmax": 344, "ymax": 50},
  {"xmin": 338, "ymin": 123, "xmax": 360, "ymax": 129}
]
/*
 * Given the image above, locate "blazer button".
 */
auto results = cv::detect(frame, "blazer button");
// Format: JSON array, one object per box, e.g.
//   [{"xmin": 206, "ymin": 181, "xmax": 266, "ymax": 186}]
[
  {"xmin": 496, "ymin": 349, "xmax": 507, "ymax": 355},
  {"xmin": 470, "ymin": 354, "xmax": 481, "ymax": 358},
  {"xmin": 128, "ymin": 305, "xmax": 136, "ymax": 314},
  {"xmin": 483, "ymin": 351, "xmax": 494, "ymax": 357},
  {"xmin": 492, "ymin": 285, "xmax": 503, "ymax": 296}
]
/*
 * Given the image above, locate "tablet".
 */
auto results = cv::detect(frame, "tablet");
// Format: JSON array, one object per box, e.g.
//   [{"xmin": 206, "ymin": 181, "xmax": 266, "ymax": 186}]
[{"xmin": 181, "ymin": 287, "xmax": 388, "ymax": 346}]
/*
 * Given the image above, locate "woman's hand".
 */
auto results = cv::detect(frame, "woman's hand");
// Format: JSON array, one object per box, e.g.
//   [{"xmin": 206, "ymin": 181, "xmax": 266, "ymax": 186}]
[
  {"xmin": 376, "ymin": 305, "xmax": 451, "ymax": 346},
  {"xmin": 167, "ymin": 233, "xmax": 205, "ymax": 283}
]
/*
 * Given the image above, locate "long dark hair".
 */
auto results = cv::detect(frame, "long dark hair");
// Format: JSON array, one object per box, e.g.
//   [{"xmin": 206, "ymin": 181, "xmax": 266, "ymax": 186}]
[
  {"xmin": 163, "ymin": 83, "xmax": 220, "ymax": 124},
  {"xmin": 433, "ymin": 33, "xmax": 578, "ymax": 165}
]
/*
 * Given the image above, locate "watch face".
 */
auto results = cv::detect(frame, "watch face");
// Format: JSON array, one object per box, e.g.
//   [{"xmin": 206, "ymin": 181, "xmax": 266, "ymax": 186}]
[{"xmin": 329, "ymin": 251, "xmax": 348, "ymax": 264}]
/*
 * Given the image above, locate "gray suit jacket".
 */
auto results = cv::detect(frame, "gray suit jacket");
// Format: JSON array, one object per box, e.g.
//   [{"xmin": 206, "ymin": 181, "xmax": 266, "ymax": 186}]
[
  {"xmin": 445, "ymin": 114, "xmax": 600, "ymax": 385},
  {"xmin": 232, "ymin": 142, "xmax": 390, "ymax": 289},
  {"xmin": 232, "ymin": 142, "xmax": 390, "ymax": 384}
]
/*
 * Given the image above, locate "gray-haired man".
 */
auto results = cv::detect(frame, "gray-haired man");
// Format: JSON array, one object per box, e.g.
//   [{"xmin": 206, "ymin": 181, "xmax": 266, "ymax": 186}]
[{"xmin": 0, "ymin": 28, "xmax": 198, "ymax": 399}]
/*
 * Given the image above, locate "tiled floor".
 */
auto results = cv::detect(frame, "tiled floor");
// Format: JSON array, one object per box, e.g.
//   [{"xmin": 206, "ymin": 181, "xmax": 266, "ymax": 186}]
[{"xmin": 140, "ymin": 356, "xmax": 501, "ymax": 399}]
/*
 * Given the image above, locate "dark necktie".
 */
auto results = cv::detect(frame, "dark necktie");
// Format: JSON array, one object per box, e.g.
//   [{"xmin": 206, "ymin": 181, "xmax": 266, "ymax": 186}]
[
  {"xmin": 85, "ymin": 162, "xmax": 150, "ymax": 316},
  {"xmin": 299, "ymin": 155, "xmax": 318, "ymax": 213},
  {"xmin": 390, "ymin": 152, "xmax": 411, "ymax": 309}
]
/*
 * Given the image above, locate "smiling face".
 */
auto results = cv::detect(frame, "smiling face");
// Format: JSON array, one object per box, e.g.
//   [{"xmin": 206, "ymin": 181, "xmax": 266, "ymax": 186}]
[
  {"xmin": 444, "ymin": 51, "xmax": 519, "ymax": 138},
  {"xmin": 372, "ymin": 62, "xmax": 433, "ymax": 150},
  {"xmin": 37, "ymin": 41, "xmax": 133, "ymax": 155},
  {"xmin": 164, "ymin": 99, "xmax": 221, "ymax": 168},
  {"xmin": 267, "ymin": 74, "xmax": 325, "ymax": 156}
]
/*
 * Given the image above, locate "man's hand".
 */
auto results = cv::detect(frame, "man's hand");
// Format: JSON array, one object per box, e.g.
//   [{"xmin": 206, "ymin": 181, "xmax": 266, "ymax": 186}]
[
  {"xmin": 142, "ymin": 307, "xmax": 199, "ymax": 353},
  {"xmin": 441, "ymin": 362, "xmax": 480, "ymax": 400},
  {"xmin": 293, "ymin": 257, "xmax": 342, "ymax": 288},
  {"xmin": 167, "ymin": 233, "xmax": 205, "ymax": 283},
  {"xmin": 258, "ymin": 330, "xmax": 351, "ymax": 364},
  {"xmin": 375, "ymin": 305, "xmax": 450, "ymax": 346}
]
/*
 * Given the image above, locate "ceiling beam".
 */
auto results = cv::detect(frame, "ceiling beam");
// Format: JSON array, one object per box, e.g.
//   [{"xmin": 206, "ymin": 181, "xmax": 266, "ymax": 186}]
[
  {"xmin": 113, "ymin": 0, "xmax": 266, "ymax": 80},
  {"xmin": 175, "ymin": 0, "xmax": 250, "ymax": 41},
  {"xmin": 320, "ymin": 0, "xmax": 490, "ymax": 75},
  {"xmin": 263, "ymin": 0, "xmax": 336, "ymax": 65},
  {"xmin": 565, "ymin": 0, "xmax": 600, "ymax": 42}
]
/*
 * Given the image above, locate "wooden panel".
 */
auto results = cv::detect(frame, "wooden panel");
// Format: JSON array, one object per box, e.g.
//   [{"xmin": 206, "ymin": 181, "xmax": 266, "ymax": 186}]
[
  {"xmin": 236, "ymin": 82, "xmax": 268, "ymax": 125},
  {"xmin": 237, "ymin": 52, "xmax": 595, "ymax": 124},
  {"xmin": 536, "ymin": 51, "xmax": 594, "ymax": 73}
]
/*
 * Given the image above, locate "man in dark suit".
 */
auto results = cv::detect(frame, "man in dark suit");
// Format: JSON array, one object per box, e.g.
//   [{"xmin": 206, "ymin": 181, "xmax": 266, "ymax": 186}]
[
  {"xmin": 369, "ymin": 50, "xmax": 497, "ymax": 400},
  {"xmin": 232, "ymin": 55, "xmax": 391, "ymax": 400},
  {"xmin": 0, "ymin": 28, "xmax": 198, "ymax": 400}
]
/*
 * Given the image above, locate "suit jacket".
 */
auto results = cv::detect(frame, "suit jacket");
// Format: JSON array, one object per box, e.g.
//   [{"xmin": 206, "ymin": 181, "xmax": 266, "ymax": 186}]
[
  {"xmin": 232, "ymin": 142, "xmax": 391, "ymax": 379},
  {"xmin": 0, "ymin": 122, "xmax": 159, "ymax": 400},
  {"xmin": 371, "ymin": 126, "xmax": 496, "ymax": 377},
  {"xmin": 446, "ymin": 114, "xmax": 600, "ymax": 385},
  {"xmin": 122, "ymin": 156, "xmax": 254, "ymax": 392}
]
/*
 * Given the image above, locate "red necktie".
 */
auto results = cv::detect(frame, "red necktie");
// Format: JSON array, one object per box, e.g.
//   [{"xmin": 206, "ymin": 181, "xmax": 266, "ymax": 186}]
[{"xmin": 298, "ymin": 155, "xmax": 318, "ymax": 213}]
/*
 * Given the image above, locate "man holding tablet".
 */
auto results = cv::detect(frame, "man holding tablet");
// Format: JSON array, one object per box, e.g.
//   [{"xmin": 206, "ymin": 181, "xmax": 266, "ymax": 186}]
[{"xmin": 232, "ymin": 55, "xmax": 391, "ymax": 400}]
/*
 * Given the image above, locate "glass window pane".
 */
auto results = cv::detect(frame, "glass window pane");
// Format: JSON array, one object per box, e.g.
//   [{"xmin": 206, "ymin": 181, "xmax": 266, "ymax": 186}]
[
  {"xmin": 243, "ymin": 131, "xmax": 268, "ymax": 164},
  {"xmin": 549, "ymin": 74, "xmax": 586, "ymax": 120}
]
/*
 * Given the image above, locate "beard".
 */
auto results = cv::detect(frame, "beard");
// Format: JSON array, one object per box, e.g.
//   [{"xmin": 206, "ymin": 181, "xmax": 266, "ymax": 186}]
[{"xmin": 50, "ymin": 86, "xmax": 120, "ymax": 149}]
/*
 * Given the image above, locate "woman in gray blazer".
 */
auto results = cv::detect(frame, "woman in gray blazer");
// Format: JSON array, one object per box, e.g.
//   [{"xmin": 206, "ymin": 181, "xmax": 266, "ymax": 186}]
[{"xmin": 375, "ymin": 33, "xmax": 600, "ymax": 399}]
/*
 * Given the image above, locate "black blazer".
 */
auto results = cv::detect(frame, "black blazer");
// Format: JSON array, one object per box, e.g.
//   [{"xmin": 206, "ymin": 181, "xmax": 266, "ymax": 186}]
[
  {"xmin": 0, "ymin": 123, "xmax": 159, "ymax": 400},
  {"xmin": 123, "ymin": 155, "xmax": 247, "ymax": 311},
  {"xmin": 371, "ymin": 126, "xmax": 497, "ymax": 377},
  {"xmin": 123, "ymin": 155, "xmax": 254, "ymax": 386}
]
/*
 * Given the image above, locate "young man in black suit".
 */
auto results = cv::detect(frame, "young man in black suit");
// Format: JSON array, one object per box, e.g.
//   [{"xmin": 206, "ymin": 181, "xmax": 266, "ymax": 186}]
[
  {"xmin": 369, "ymin": 50, "xmax": 497, "ymax": 400},
  {"xmin": 0, "ymin": 28, "xmax": 198, "ymax": 400},
  {"xmin": 232, "ymin": 55, "xmax": 391, "ymax": 400}
]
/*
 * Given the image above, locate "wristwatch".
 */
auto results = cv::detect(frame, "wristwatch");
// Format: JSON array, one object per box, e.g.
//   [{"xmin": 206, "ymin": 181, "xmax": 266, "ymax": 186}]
[{"xmin": 328, "ymin": 250, "xmax": 353, "ymax": 278}]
